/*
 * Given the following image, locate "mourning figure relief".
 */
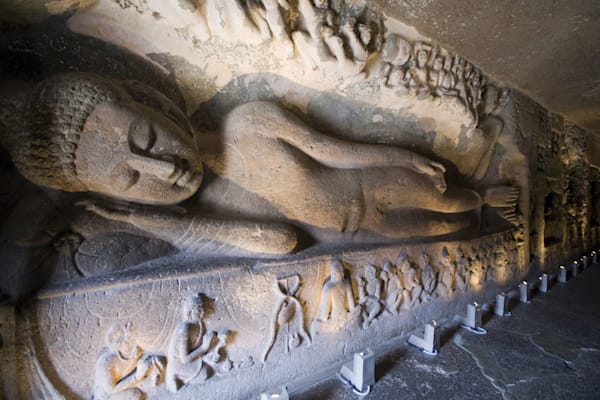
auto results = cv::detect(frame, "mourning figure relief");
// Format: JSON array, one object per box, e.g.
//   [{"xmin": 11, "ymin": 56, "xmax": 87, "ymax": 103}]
[
  {"xmin": 0, "ymin": 73, "xmax": 519, "ymax": 262},
  {"xmin": 312, "ymin": 259, "xmax": 358, "ymax": 334},
  {"xmin": 454, "ymin": 246, "xmax": 469, "ymax": 292},
  {"xmin": 381, "ymin": 260, "xmax": 402, "ymax": 314},
  {"xmin": 436, "ymin": 247, "xmax": 456, "ymax": 298},
  {"xmin": 397, "ymin": 250, "xmax": 423, "ymax": 310},
  {"xmin": 166, "ymin": 294, "xmax": 232, "ymax": 392},
  {"xmin": 357, "ymin": 264, "xmax": 383, "ymax": 328},
  {"xmin": 93, "ymin": 322, "xmax": 165, "ymax": 400}
]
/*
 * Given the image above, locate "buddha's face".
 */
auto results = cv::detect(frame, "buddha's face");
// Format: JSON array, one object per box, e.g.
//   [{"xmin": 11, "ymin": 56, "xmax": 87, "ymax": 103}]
[{"xmin": 76, "ymin": 102, "xmax": 203, "ymax": 205}]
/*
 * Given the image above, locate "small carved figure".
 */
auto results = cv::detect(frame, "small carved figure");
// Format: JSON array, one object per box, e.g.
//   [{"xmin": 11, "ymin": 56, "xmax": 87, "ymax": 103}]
[
  {"xmin": 357, "ymin": 265, "xmax": 383, "ymax": 328},
  {"xmin": 436, "ymin": 246, "xmax": 455, "ymax": 298},
  {"xmin": 340, "ymin": 16, "xmax": 369, "ymax": 63},
  {"xmin": 166, "ymin": 295, "xmax": 231, "ymax": 392},
  {"xmin": 381, "ymin": 260, "xmax": 402, "ymax": 314},
  {"xmin": 206, "ymin": 0, "xmax": 264, "ymax": 44},
  {"xmin": 468, "ymin": 246, "xmax": 484, "ymax": 287},
  {"xmin": 92, "ymin": 322, "xmax": 165, "ymax": 400},
  {"xmin": 454, "ymin": 246, "xmax": 469, "ymax": 292},
  {"xmin": 408, "ymin": 43, "xmax": 430, "ymax": 95},
  {"xmin": 398, "ymin": 250, "xmax": 422, "ymax": 310},
  {"xmin": 451, "ymin": 56, "xmax": 469, "ymax": 109},
  {"xmin": 314, "ymin": 259, "xmax": 356, "ymax": 330},
  {"xmin": 439, "ymin": 56, "xmax": 457, "ymax": 96},
  {"xmin": 489, "ymin": 244, "xmax": 509, "ymax": 284},
  {"xmin": 419, "ymin": 252, "xmax": 437, "ymax": 302},
  {"xmin": 262, "ymin": 275, "xmax": 311, "ymax": 362},
  {"xmin": 428, "ymin": 54, "xmax": 445, "ymax": 97},
  {"xmin": 381, "ymin": 34, "xmax": 411, "ymax": 67},
  {"xmin": 247, "ymin": 0, "xmax": 294, "ymax": 58}
]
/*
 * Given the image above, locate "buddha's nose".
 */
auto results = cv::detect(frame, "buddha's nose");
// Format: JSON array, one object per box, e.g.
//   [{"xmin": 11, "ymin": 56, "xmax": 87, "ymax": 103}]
[{"xmin": 127, "ymin": 154, "xmax": 177, "ymax": 182}]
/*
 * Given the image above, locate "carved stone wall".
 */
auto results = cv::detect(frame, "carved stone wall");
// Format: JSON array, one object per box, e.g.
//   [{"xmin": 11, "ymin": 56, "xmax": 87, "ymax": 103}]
[{"xmin": 0, "ymin": 1, "xmax": 596, "ymax": 398}]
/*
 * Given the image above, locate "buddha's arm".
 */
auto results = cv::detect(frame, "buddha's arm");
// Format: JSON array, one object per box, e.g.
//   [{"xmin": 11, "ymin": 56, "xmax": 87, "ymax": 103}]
[
  {"xmin": 82, "ymin": 202, "xmax": 297, "ymax": 255},
  {"xmin": 281, "ymin": 127, "xmax": 445, "ymax": 175},
  {"xmin": 257, "ymin": 104, "xmax": 446, "ymax": 178}
]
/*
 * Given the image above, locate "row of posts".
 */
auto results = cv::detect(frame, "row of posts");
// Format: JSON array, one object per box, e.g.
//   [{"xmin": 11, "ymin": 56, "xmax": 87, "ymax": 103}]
[
  {"xmin": 261, "ymin": 250, "xmax": 599, "ymax": 398},
  {"xmin": 409, "ymin": 250, "xmax": 598, "ymax": 356}
]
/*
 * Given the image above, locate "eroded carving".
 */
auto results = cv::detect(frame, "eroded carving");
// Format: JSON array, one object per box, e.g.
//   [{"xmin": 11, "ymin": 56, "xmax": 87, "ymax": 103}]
[
  {"xmin": 166, "ymin": 294, "xmax": 232, "ymax": 393},
  {"xmin": 93, "ymin": 322, "xmax": 165, "ymax": 400},
  {"xmin": 418, "ymin": 252, "xmax": 437, "ymax": 302},
  {"xmin": 468, "ymin": 246, "xmax": 484, "ymax": 287},
  {"xmin": 381, "ymin": 260, "xmax": 402, "ymax": 314},
  {"xmin": 262, "ymin": 275, "xmax": 311, "ymax": 361},
  {"xmin": 311, "ymin": 259, "xmax": 357, "ymax": 333},
  {"xmin": 357, "ymin": 265, "xmax": 383, "ymax": 328},
  {"xmin": 436, "ymin": 247, "xmax": 456, "ymax": 298},
  {"xmin": 397, "ymin": 250, "xmax": 422, "ymax": 310},
  {"xmin": 454, "ymin": 246, "xmax": 469, "ymax": 292}
]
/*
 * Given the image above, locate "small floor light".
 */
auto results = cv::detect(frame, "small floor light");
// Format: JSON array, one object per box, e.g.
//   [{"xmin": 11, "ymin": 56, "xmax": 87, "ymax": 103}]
[
  {"xmin": 558, "ymin": 266, "xmax": 567, "ymax": 283},
  {"xmin": 582, "ymin": 256, "xmax": 589, "ymax": 269},
  {"xmin": 494, "ymin": 292, "xmax": 511, "ymax": 317},
  {"xmin": 337, "ymin": 349, "xmax": 375, "ymax": 395},
  {"xmin": 571, "ymin": 261, "xmax": 579, "ymax": 277},
  {"xmin": 408, "ymin": 320, "xmax": 440, "ymax": 355},
  {"xmin": 260, "ymin": 387, "xmax": 289, "ymax": 400},
  {"xmin": 519, "ymin": 281, "xmax": 531, "ymax": 303},
  {"xmin": 454, "ymin": 302, "xmax": 486, "ymax": 334},
  {"xmin": 539, "ymin": 273, "xmax": 549, "ymax": 293},
  {"xmin": 592, "ymin": 251, "xmax": 598, "ymax": 265}
]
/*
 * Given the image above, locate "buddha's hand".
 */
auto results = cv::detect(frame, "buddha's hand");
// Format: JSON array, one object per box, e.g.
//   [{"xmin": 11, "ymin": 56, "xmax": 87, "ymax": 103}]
[
  {"xmin": 411, "ymin": 154, "xmax": 447, "ymax": 193},
  {"xmin": 77, "ymin": 199, "xmax": 137, "ymax": 223},
  {"xmin": 78, "ymin": 200, "xmax": 184, "ymax": 226}
]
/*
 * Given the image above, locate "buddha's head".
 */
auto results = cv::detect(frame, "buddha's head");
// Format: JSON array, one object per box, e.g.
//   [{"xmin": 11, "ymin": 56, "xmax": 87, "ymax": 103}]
[{"xmin": 9, "ymin": 73, "xmax": 203, "ymax": 205}]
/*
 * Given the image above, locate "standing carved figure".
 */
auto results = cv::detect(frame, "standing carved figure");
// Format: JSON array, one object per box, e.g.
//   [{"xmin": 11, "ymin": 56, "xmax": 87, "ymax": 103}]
[
  {"xmin": 262, "ymin": 275, "xmax": 311, "ymax": 361},
  {"xmin": 454, "ymin": 246, "xmax": 469, "ymax": 291},
  {"xmin": 312, "ymin": 259, "xmax": 356, "ymax": 333},
  {"xmin": 381, "ymin": 260, "xmax": 402, "ymax": 314},
  {"xmin": 357, "ymin": 265, "xmax": 383, "ymax": 328},
  {"xmin": 419, "ymin": 252, "xmax": 437, "ymax": 302},
  {"xmin": 398, "ymin": 250, "xmax": 422, "ymax": 310},
  {"xmin": 166, "ymin": 295, "xmax": 231, "ymax": 392},
  {"xmin": 408, "ymin": 44, "xmax": 430, "ymax": 95},
  {"xmin": 436, "ymin": 246, "xmax": 456, "ymax": 298},
  {"xmin": 93, "ymin": 322, "xmax": 165, "ymax": 400},
  {"xmin": 246, "ymin": 0, "xmax": 294, "ymax": 58},
  {"xmin": 468, "ymin": 246, "xmax": 484, "ymax": 287},
  {"xmin": 490, "ymin": 243, "xmax": 509, "ymax": 284}
]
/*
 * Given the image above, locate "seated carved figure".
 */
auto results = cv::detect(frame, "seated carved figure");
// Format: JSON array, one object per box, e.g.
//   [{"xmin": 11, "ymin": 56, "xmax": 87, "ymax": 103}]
[
  {"xmin": 166, "ymin": 295, "xmax": 230, "ymax": 393},
  {"xmin": 0, "ymin": 73, "xmax": 518, "ymax": 256},
  {"xmin": 93, "ymin": 322, "xmax": 164, "ymax": 400}
]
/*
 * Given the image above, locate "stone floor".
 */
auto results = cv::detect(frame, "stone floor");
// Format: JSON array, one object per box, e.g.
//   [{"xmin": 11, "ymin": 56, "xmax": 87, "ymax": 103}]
[{"xmin": 293, "ymin": 262, "xmax": 600, "ymax": 400}]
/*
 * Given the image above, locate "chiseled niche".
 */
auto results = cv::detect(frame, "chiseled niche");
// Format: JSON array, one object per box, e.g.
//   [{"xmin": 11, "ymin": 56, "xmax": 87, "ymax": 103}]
[{"xmin": 0, "ymin": 0, "xmax": 562, "ymax": 398}]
